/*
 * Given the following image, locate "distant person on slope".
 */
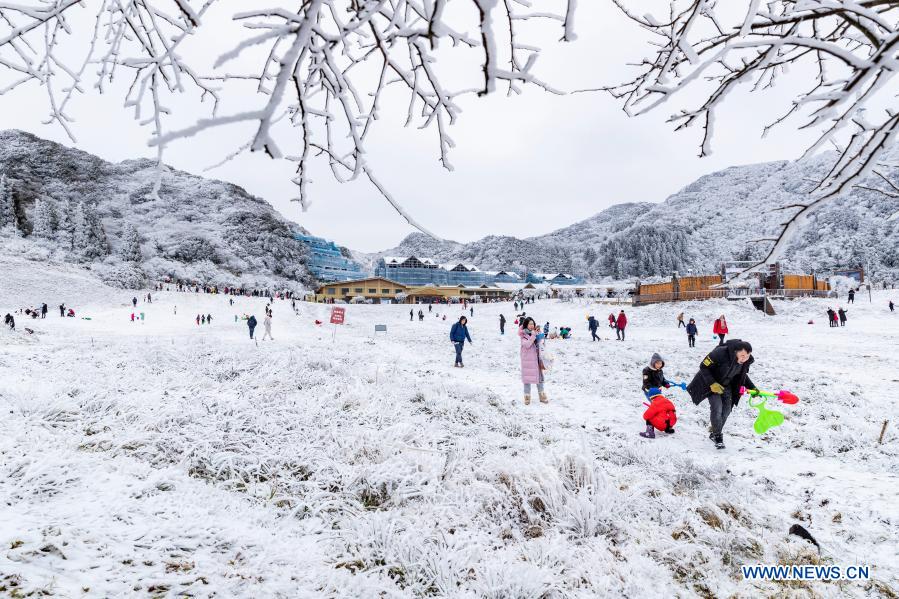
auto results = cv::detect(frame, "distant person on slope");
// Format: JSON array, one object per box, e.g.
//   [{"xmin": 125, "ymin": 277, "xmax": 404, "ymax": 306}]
[
  {"xmin": 713, "ymin": 315, "xmax": 728, "ymax": 344},
  {"xmin": 499, "ymin": 314, "xmax": 506, "ymax": 335},
  {"xmin": 132, "ymin": 296, "xmax": 138, "ymax": 308},
  {"xmin": 608, "ymin": 313, "xmax": 616, "ymax": 330},
  {"xmin": 677, "ymin": 312, "xmax": 685, "ymax": 328},
  {"xmin": 247, "ymin": 315, "xmax": 258, "ymax": 339},
  {"xmin": 588, "ymin": 315, "xmax": 599, "ymax": 341},
  {"xmin": 890, "ymin": 300, "xmax": 895, "ymax": 312},
  {"xmin": 616, "ymin": 310, "xmax": 628, "ymax": 341},
  {"xmin": 41, "ymin": 303, "xmax": 47, "ymax": 319},
  {"xmin": 687, "ymin": 339, "xmax": 757, "ymax": 450},
  {"xmin": 519, "ymin": 317, "xmax": 547, "ymax": 405},
  {"xmin": 450, "ymin": 316, "xmax": 472, "ymax": 368},
  {"xmin": 848, "ymin": 288, "xmax": 855, "ymax": 304},
  {"xmin": 686, "ymin": 318, "xmax": 698, "ymax": 348},
  {"xmin": 59, "ymin": 303, "xmax": 65, "ymax": 317},
  {"xmin": 261, "ymin": 314, "xmax": 274, "ymax": 340},
  {"xmin": 838, "ymin": 307, "xmax": 847, "ymax": 327},
  {"xmin": 4, "ymin": 313, "xmax": 14, "ymax": 330},
  {"xmin": 410, "ymin": 308, "xmax": 414, "ymax": 321}
]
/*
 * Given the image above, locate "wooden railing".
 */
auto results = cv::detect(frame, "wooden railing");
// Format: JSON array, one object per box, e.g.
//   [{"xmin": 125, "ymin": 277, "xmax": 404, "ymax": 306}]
[{"xmin": 633, "ymin": 288, "xmax": 831, "ymax": 305}]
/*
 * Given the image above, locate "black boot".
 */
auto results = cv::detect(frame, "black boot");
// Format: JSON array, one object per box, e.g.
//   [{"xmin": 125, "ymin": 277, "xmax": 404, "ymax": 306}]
[{"xmin": 714, "ymin": 434, "xmax": 725, "ymax": 450}]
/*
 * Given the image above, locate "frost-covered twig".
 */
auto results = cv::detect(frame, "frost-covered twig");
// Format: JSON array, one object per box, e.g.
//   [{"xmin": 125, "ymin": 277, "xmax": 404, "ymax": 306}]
[
  {"xmin": 608, "ymin": 0, "xmax": 899, "ymax": 273},
  {"xmin": 0, "ymin": 0, "xmax": 579, "ymax": 236}
]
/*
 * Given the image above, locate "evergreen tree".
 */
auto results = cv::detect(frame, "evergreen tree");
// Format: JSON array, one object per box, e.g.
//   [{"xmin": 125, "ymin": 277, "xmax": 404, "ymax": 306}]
[
  {"xmin": 120, "ymin": 223, "xmax": 142, "ymax": 262},
  {"xmin": 31, "ymin": 198, "xmax": 54, "ymax": 239},
  {"xmin": 77, "ymin": 202, "xmax": 109, "ymax": 260},
  {"xmin": 0, "ymin": 175, "xmax": 15, "ymax": 230},
  {"xmin": 58, "ymin": 202, "xmax": 75, "ymax": 250},
  {"xmin": 72, "ymin": 202, "xmax": 90, "ymax": 259}
]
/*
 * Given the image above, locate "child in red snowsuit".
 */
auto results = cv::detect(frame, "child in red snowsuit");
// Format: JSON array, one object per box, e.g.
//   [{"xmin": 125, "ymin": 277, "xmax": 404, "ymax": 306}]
[{"xmin": 639, "ymin": 387, "xmax": 677, "ymax": 439}]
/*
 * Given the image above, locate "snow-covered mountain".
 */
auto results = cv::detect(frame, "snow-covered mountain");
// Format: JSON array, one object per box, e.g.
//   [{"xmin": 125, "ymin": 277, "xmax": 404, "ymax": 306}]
[
  {"xmin": 379, "ymin": 153, "xmax": 899, "ymax": 282},
  {"xmin": 0, "ymin": 130, "xmax": 313, "ymax": 289}
]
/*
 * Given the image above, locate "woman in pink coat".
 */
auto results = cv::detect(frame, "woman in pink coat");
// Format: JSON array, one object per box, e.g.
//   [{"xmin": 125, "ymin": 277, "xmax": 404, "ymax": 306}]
[{"xmin": 519, "ymin": 317, "xmax": 547, "ymax": 405}]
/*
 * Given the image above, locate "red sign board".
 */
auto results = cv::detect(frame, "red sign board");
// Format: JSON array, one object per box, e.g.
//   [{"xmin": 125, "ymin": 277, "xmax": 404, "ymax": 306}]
[{"xmin": 330, "ymin": 307, "xmax": 345, "ymax": 325}]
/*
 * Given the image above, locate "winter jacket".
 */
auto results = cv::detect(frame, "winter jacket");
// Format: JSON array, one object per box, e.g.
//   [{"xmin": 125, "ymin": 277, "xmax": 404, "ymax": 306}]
[
  {"xmin": 686, "ymin": 323, "xmax": 698, "ymax": 336},
  {"xmin": 588, "ymin": 317, "xmax": 598, "ymax": 331},
  {"xmin": 450, "ymin": 321, "xmax": 472, "ymax": 344},
  {"xmin": 643, "ymin": 393, "xmax": 677, "ymax": 432},
  {"xmin": 838, "ymin": 309, "xmax": 847, "ymax": 322},
  {"xmin": 616, "ymin": 313, "xmax": 628, "ymax": 330},
  {"xmin": 713, "ymin": 319, "xmax": 728, "ymax": 335},
  {"xmin": 642, "ymin": 353, "xmax": 670, "ymax": 392},
  {"xmin": 247, "ymin": 316, "xmax": 258, "ymax": 329},
  {"xmin": 519, "ymin": 329, "xmax": 544, "ymax": 385},
  {"xmin": 687, "ymin": 339, "xmax": 756, "ymax": 406},
  {"xmin": 264, "ymin": 315, "xmax": 272, "ymax": 330}
]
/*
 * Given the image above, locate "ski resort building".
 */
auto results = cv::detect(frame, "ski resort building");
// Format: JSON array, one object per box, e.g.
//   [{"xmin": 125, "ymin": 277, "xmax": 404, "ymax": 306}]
[
  {"xmin": 375, "ymin": 257, "xmax": 491, "ymax": 286},
  {"xmin": 296, "ymin": 234, "xmax": 367, "ymax": 282},
  {"xmin": 633, "ymin": 267, "xmax": 831, "ymax": 309},
  {"xmin": 525, "ymin": 272, "xmax": 584, "ymax": 285},
  {"xmin": 313, "ymin": 277, "xmax": 514, "ymax": 303},
  {"xmin": 314, "ymin": 277, "xmax": 407, "ymax": 303}
]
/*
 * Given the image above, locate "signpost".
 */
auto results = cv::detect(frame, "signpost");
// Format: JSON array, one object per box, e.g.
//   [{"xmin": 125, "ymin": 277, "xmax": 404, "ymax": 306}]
[{"xmin": 330, "ymin": 306, "xmax": 345, "ymax": 341}]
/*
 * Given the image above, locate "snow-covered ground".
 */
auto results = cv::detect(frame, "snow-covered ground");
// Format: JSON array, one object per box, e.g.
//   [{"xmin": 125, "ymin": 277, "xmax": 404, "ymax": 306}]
[{"xmin": 1, "ymin": 256, "xmax": 898, "ymax": 597}]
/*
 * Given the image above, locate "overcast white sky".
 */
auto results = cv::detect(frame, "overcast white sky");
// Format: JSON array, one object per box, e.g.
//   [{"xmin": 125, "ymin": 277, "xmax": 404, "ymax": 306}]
[{"xmin": 0, "ymin": 1, "xmax": 822, "ymax": 252}]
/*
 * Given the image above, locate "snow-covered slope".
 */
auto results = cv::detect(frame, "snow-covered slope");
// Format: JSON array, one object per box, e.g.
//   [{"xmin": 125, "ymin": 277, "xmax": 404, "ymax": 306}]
[
  {"xmin": 0, "ymin": 130, "xmax": 313, "ymax": 289},
  {"xmin": 1, "ymin": 257, "xmax": 897, "ymax": 596},
  {"xmin": 378, "ymin": 153, "xmax": 899, "ymax": 282}
]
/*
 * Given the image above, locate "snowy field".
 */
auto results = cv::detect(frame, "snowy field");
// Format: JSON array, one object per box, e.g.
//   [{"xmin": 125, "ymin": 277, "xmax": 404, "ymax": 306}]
[{"xmin": 1, "ymin": 256, "xmax": 898, "ymax": 598}]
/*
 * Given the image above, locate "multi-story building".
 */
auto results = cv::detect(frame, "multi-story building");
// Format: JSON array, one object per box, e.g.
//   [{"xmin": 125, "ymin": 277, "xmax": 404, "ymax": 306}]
[
  {"xmin": 296, "ymin": 234, "xmax": 367, "ymax": 282},
  {"xmin": 527, "ymin": 272, "xmax": 584, "ymax": 285}
]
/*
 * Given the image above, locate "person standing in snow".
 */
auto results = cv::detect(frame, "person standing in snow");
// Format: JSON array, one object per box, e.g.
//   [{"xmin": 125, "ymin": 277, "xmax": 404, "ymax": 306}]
[
  {"xmin": 41, "ymin": 303, "xmax": 47, "ymax": 319},
  {"xmin": 642, "ymin": 353, "xmax": 672, "ymax": 399},
  {"xmin": 450, "ymin": 316, "xmax": 472, "ymax": 368},
  {"xmin": 608, "ymin": 313, "xmax": 616, "ymax": 329},
  {"xmin": 686, "ymin": 318, "xmax": 698, "ymax": 348},
  {"xmin": 196, "ymin": 314, "xmax": 201, "ymax": 326},
  {"xmin": 410, "ymin": 308, "xmax": 414, "ymax": 321},
  {"xmin": 687, "ymin": 339, "xmax": 757, "ymax": 450},
  {"xmin": 543, "ymin": 321, "xmax": 550, "ymax": 336},
  {"xmin": 519, "ymin": 317, "xmax": 547, "ymax": 405},
  {"xmin": 890, "ymin": 300, "xmax": 895, "ymax": 312},
  {"xmin": 59, "ymin": 303, "xmax": 65, "ymax": 317},
  {"xmin": 677, "ymin": 312, "xmax": 685, "ymax": 328},
  {"xmin": 247, "ymin": 315, "xmax": 257, "ymax": 339},
  {"xmin": 713, "ymin": 315, "xmax": 728, "ymax": 345},
  {"xmin": 131, "ymin": 312, "xmax": 135, "ymax": 322},
  {"xmin": 428, "ymin": 304, "xmax": 432, "ymax": 313},
  {"xmin": 616, "ymin": 310, "xmax": 628, "ymax": 341},
  {"xmin": 826, "ymin": 308, "xmax": 836, "ymax": 327},
  {"xmin": 262, "ymin": 314, "xmax": 273, "ymax": 340},
  {"xmin": 147, "ymin": 292, "xmax": 152, "ymax": 303},
  {"xmin": 4, "ymin": 313, "xmax": 14, "ymax": 330},
  {"xmin": 174, "ymin": 306, "xmax": 177, "ymax": 315},
  {"xmin": 470, "ymin": 306, "xmax": 474, "ymax": 318},
  {"xmin": 499, "ymin": 314, "xmax": 506, "ymax": 335},
  {"xmin": 132, "ymin": 296, "xmax": 138, "ymax": 308},
  {"xmin": 848, "ymin": 288, "xmax": 855, "ymax": 304},
  {"xmin": 588, "ymin": 315, "xmax": 599, "ymax": 341},
  {"xmin": 838, "ymin": 307, "xmax": 847, "ymax": 327},
  {"xmin": 418, "ymin": 310, "xmax": 424, "ymax": 321}
]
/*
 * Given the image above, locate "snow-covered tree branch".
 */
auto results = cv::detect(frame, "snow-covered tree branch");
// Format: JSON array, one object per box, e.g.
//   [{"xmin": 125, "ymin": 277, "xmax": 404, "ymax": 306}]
[
  {"xmin": 0, "ymin": 0, "xmax": 578, "ymax": 235},
  {"xmin": 608, "ymin": 0, "xmax": 899, "ymax": 272}
]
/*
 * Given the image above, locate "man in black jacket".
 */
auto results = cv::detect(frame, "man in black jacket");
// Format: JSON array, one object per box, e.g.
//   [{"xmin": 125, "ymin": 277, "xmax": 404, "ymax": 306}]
[{"xmin": 687, "ymin": 339, "xmax": 757, "ymax": 449}]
